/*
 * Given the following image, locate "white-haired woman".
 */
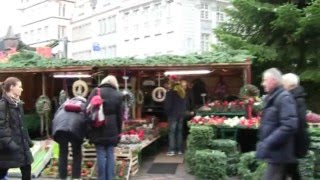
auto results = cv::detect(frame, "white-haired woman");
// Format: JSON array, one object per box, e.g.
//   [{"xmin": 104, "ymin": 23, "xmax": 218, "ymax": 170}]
[
  {"xmin": 86, "ymin": 75, "xmax": 123, "ymax": 180},
  {"xmin": 282, "ymin": 73, "xmax": 309, "ymax": 180}
]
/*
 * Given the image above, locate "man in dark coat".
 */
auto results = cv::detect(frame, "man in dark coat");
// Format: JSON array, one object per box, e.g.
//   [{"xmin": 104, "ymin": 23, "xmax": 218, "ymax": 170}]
[
  {"xmin": 86, "ymin": 75, "xmax": 123, "ymax": 180},
  {"xmin": 181, "ymin": 80, "xmax": 195, "ymax": 139},
  {"xmin": 0, "ymin": 77, "xmax": 33, "ymax": 180},
  {"xmin": 256, "ymin": 68, "xmax": 298, "ymax": 180},
  {"xmin": 164, "ymin": 77, "xmax": 187, "ymax": 156},
  {"xmin": 52, "ymin": 96, "xmax": 87, "ymax": 180},
  {"xmin": 282, "ymin": 73, "xmax": 310, "ymax": 180}
]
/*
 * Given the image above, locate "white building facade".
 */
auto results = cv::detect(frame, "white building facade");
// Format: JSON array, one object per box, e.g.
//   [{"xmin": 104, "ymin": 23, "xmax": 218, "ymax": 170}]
[
  {"xmin": 18, "ymin": 0, "xmax": 229, "ymax": 60},
  {"xmin": 70, "ymin": 0, "xmax": 230, "ymax": 60},
  {"xmin": 18, "ymin": 0, "xmax": 75, "ymax": 56}
]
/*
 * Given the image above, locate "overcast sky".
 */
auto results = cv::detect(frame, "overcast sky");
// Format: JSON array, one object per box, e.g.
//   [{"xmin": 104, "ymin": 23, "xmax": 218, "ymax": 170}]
[{"xmin": 0, "ymin": 0, "xmax": 21, "ymax": 36}]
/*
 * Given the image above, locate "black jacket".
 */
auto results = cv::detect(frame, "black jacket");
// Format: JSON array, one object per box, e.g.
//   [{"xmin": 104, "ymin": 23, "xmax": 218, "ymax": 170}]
[
  {"xmin": 86, "ymin": 84, "xmax": 123, "ymax": 146},
  {"xmin": 52, "ymin": 96, "xmax": 87, "ymax": 142},
  {"xmin": 0, "ymin": 94, "xmax": 33, "ymax": 168},
  {"xmin": 256, "ymin": 87, "xmax": 298, "ymax": 163},
  {"xmin": 290, "ymin": 86, "xmax": 310, "ymax": 158},
  {"xmin": 164, "ymin": 90, "xmax": 187, "ymax": 119}
]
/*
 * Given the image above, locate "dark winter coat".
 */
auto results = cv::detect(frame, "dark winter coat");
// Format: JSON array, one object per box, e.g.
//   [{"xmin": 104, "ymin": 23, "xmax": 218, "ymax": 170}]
[
  {"xmin": 256, "ymin": 87, "xmax": 298, "ymax": 163},
  {"xmin": 164, "ymin": 90, "xmax": 187, "ymax": 119},
  {"xmin": 86, "ymin": 84, "xmax": 123, "ymax": 146},
  {"xmin": 290, "ymin": 86, "xmax": 310, "ymax": 158},
  {"xmin": 0, "ymin": 94, "xmax": 33, "ymax": 169},
  {"xmin": 52, "ymin": 96, "xmax": 87, "ymax": 142}
]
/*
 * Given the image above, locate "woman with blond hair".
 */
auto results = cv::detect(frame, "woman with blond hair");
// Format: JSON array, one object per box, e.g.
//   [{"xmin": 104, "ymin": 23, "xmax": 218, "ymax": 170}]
[
  {"xmin": 0, "ymin": 77, "xmax": 33, "ymax": 180},
  {"xmin": 86, "ymin": 75, "xmax": 123, "ymax": 180}
]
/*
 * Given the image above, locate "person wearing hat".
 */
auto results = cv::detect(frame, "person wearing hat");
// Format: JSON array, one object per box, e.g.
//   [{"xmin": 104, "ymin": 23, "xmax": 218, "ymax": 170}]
[{"xmin": 164, "ymin": 75, "xmax": 187, "ymax": 156}]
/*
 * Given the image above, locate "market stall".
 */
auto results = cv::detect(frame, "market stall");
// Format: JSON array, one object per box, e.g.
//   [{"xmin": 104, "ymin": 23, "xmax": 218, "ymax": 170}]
[{"xmin": 1, "ymin": 49, "xmax": 253, "ymax": 179}]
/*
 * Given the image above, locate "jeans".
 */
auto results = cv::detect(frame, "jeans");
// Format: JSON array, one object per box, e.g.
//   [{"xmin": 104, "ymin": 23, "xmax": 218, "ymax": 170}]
[
  {"xmin": 168, "ymin": 117, "xmax": 184, "ymax": 152},
  {"xmin": 96, "ymin": 145, "xmax": 115, "ymax": 180},
  {"xmin": 0, "ymin": 164, "xmax": 31, "ymax": 180},
  {"xmin": 58, "ymin": 136, "xmax": 82, "ymax": 179},
  {"xmin": 264, "ymin": 163, "xmax": 285, "ymax": 180}
]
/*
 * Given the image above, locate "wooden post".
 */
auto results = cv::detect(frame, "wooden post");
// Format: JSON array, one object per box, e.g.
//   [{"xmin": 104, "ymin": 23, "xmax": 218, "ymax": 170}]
[
  {"xmin": 136, "ymin": 72, "xmax": 142, "ymax": 119},
  {"xmin": 42, "ymin": 73, "xmax": 46, "ymax": 95}
]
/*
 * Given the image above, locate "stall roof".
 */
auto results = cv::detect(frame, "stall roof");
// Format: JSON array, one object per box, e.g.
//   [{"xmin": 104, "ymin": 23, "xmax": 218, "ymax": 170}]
[{"xmin": 0, "ymin": 50, "xmax": 252, "ymax": 74}]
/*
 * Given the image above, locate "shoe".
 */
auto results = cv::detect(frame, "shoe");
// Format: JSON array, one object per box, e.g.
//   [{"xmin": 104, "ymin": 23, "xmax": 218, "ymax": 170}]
[
  {"xmin": 167, "ymin": 151, "xmax": 175, "ymax": 156},
  {"xmin": 177, "ymin": 151, "xmax": 183, "ymax": 155}
]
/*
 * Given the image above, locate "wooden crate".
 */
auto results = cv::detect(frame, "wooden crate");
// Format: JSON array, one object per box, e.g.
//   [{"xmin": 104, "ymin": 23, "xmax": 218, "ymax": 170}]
[{"xmin": 130, "ymin": 155, "xmax": 139, "ymax": 176}]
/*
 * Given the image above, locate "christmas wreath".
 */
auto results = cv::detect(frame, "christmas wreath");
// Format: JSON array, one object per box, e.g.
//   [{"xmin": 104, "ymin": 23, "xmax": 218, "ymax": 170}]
[
  {"xmin": 35, "ymin": 95, "xmax": 51, "ymax": 115},
  {"xmin": 122, "ymin": 89, "xmax": 135, "ymax": 107},
  {"xmin": 239, "ymin": 84, "xmax": 260, "ymax": 100}
]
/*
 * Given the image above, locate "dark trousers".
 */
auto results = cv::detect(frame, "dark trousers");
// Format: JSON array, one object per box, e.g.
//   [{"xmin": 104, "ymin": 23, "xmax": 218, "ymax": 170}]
[
  {"xmin": 283, "ymin": 163, "xmax": 301, "ymax": 180},
  {"xmin": 0, "ymin": 164, "xmax": 31, "ymax": 180},
  {"xmin": 264, "ymin": 163, "xmax": 286, "ymax": 180},
  {"xmin": 58, "ymin": 135, "xmax": 82, "ymax": 179}
]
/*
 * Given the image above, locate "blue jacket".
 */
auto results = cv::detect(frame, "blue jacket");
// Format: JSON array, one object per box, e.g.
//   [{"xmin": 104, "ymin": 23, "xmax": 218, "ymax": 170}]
[
  {"xmin": 256, "ymin": 87, "xmax": 298, "ymax": 163},
  {"xmin": 164, "ymin": 90, "xmax": 187, "ymax": 119}
]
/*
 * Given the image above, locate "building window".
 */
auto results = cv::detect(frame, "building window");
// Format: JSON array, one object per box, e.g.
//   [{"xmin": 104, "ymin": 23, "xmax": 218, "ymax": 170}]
[
  {"xmin": 107, "ymin": 45, "xmax": 116, "ymax": 58},
  {"xmin": 72, "ymin": 23, "xmax": 91, "ymax": 41},
  {"xmin": 98, "ymin": 16, "xmax": 116, "ymax": 35},
  {"xmin": 58, "ymin": 25, "xmax": 66, "ymax": 39},
  {"xmin": 201, "ymin": 33, "xmax": 210, "ymax": 52},
  {"xmin": 108, "ymin": 16, "xmax": 116, "ymax": 33},
  {"xmin": 216, "ymin": 6, "xmax": 225, "ymax": 22},
  {"xmin": 30, "ymin": 30, "xmax": 34, "ymax": 43},
  {"xmin": 37, "ymin": 28, "xmax": 42, "ymax": 42},
  {"xmin": 154, "ymin": 3, "xmax": 161, "ymax": 20},
  {"xmin": 44, "ymin": 26, "xmax": 49, "ymax": 39},
  {"xmin": 24, "ymin": 32, "xmax": 28, "ymax": 42},
  {"xmin": 98, "ymin": 18, "xmax": 106, "ymax": 35},
  {"xmin": 200, "ymin": 3, "xmax": 209, "ymax": 20},
  {"xmin": 59, "ymin": 4, "xmax": 66, "ymax": 17}
]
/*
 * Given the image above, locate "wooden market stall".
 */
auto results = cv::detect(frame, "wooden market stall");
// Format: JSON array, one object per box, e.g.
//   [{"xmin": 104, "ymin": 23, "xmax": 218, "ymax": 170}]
[{"xmin": 0, "ymin": 50, "xmax": 253, "ymax": 179}]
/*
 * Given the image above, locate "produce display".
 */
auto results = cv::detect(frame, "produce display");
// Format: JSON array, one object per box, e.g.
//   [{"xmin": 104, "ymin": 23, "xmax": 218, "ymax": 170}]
[
  {"xmin": 115, "ymin": 159, "xmax": 131, "ymax": 180},
  {"xmin": 198, "ymin": 100, "xmax": 246, "ymax": 113},
  {"xmin": 189, "ymin": 115, "xmax": 261, "ymax": 129},
  {"xmin": 41, "ymin": 158, "xmax": 95, "ymax": 178}
]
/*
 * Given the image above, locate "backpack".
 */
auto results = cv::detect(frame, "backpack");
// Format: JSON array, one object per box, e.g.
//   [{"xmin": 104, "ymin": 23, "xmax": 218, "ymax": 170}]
[
  {"xmin": 86, "ymin": 88, "xmax": 106, "ymax": 128},
  {"xmin": 64, "ymin": 97, "xmax": 86, "ymax": 112},
  {"xmin": 274, "ymin": 91, "xmax": 310, "ymax": 158}
]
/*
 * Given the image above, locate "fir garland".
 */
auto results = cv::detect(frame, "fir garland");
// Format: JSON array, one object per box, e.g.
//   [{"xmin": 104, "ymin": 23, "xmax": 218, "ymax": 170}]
[{"xmin": 1, "ymin": 49, "xmax": 252, "ymax": 69}]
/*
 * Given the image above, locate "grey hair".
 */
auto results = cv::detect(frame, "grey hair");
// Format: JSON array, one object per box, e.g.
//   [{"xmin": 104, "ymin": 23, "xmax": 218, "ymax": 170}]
[
  {"xmin": 100, "ymin": 75, "xmax": 119, "ymax": 90},
  {"xmin": 282, "ymin": 73, "xmax": 299, "ymax": 88},
  {"xmin": 263, "ymin": 68, "xmax": 283, "ymax": 85}
]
